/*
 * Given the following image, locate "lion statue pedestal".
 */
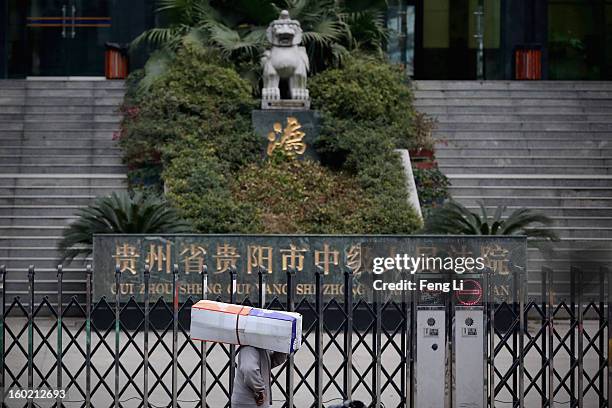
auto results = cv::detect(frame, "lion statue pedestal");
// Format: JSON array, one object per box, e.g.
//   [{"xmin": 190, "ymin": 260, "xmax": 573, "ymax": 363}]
[
  {"xmin": 253, "ymin": 10, "xmax": 319, "ymax": 159},
  {"xmin": 260, "ymin": 10, "xmax": 310, "ymax": 110}
]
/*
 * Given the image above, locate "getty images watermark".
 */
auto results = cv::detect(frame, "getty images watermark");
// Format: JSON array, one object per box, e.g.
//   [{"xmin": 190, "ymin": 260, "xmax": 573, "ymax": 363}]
[{"xmin": 371, "ymin": 254, "xmax": 486, "ymax": 293}]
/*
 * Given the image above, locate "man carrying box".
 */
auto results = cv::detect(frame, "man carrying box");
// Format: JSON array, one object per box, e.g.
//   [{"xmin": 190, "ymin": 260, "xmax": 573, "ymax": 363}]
[{"xmin": 231, "ymin": 346, "xmax": 287, "ymax": 407}]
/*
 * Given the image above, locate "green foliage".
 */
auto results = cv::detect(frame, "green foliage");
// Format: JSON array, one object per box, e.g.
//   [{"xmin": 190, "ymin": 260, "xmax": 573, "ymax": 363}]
[
  {"xmin": 163, "ymin": 145, "xmax": 259, "ymax": 232},
  {"xmin": 118, "ymin": 46, "xmax": 261, "ymax": 186},
  {"xmin": 310, "ymin": 56, "xmax": 413, "ymax": 124},
  {"xmin": 233, "ymin": 156, "xmax": 420, "ymax": 234},
  {"xmin": 423, "ymin": 200, "xmax": 559, "ymax": 240},
  {"xmin": 131, "ymin": 0, "xmax": 388, "ymax": 85},
  {"xmin": 57, "ymin": 192, "xmax": 189, "ymax": 264},
  {"xmin": 413, "ymin": 167, "xmax": 451, "ymax": 210},
  {"xmin": 119, "ymin": 50, "xmax": 424, "ymax": 235}
]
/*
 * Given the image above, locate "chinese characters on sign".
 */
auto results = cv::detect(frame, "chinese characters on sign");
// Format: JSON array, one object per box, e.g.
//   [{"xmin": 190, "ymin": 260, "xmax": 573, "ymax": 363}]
[
  {"xmin": 266, "ymin": 117, "xmax": 307, "ymax": 157},
  {"xmin": 94, "ymin": 235, "xmax": 525, "ymax": 302}
]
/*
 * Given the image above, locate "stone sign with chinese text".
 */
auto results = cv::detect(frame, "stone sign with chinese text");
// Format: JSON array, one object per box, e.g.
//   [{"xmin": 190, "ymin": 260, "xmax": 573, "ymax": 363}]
[
  {"xmin": 252, "ymin": 110, "xmax": 320, "ymax": 160},
  {"xmin": 93, "ymin": 234, "xmax": 526, "ymax": 302}
]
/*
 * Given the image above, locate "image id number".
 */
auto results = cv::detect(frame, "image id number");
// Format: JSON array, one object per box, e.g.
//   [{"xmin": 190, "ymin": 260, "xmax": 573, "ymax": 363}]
[{"xmin": 8, "ymin": 389, "xmax": 66, "ymax": 399}]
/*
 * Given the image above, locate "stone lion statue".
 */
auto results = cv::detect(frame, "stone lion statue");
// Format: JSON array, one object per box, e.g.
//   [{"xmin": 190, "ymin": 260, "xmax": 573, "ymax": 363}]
[{"xmin": 261, "ymin": 10, "xmax": 310, "ymax": 108}]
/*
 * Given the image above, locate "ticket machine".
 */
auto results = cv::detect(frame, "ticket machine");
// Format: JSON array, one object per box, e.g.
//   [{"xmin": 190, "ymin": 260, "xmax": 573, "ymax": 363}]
[
  {"xmin": 454, "ymin": 278, "xmax": 486, "ymax": 408},
  {"xmin": 415, "ymin": 281, "xmax": 447, "ymax": 408}
]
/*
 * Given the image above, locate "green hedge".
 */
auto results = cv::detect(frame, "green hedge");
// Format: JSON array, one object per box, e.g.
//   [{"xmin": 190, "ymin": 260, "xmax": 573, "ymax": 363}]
[{"xmin": 119, "ymin": 48, "xmax": 426, "ymax": 234}]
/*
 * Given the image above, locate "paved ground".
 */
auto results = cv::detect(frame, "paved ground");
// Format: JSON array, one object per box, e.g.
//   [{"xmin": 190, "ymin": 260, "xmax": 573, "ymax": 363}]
[{"xmin": 3, "ymin": 318, "xmax": 607, "ymax": 407}]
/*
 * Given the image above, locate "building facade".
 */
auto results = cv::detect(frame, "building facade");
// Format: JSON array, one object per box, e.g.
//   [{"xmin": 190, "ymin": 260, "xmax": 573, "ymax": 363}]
[{"xmin": 2, "ymin": 0, "xmax": 612, "ymax": 80}]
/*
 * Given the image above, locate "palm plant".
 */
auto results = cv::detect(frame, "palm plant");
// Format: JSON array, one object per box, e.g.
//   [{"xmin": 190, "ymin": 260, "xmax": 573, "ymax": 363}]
[
  {"xmin": 58, "ymin": 191, "xmax": 190, "ymax": 264},
  {"xmin": 423, "ymin": 200, "xmax": 558, "ymax": 240},
  {"xmin": 131, "ymin": 0, "xmax": 387, "ymax": 85}
]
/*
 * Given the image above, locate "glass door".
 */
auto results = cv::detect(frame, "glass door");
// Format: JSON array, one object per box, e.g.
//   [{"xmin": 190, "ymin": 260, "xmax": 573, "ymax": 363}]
[
  {"xmin": 25, "ymin": 0, "xmax": 110, "ymax": 76},
  {"xmin": 26, "ymin": 0, "xmax": 69, "ymax": 76},
  {"xmin": 69, "ymin": 0, "xmax": 111, "ymax": 76}
]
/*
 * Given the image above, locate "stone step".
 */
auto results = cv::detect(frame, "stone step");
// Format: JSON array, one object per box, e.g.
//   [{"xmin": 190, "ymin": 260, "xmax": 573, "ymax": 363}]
[
  {"xmin": 414, "ymin": 80, "xmax": 612, "ymax": 91},
  {"xmin": 0, "ymin": 138, "xmax": 118, "ymax": 149},
  {"xmin": 0, "ymin": 147, "xmax": 121, "ymax": 156},
  {"xmin": 462, "ymin": 205, "xmax": 612, "ymax": 217},
  {"xmin": 414, "ymin": 98, "xmax": 612, "ymax": 107},
  {"xmin": 0, "ymin": 155, "xmax": 123, "ymax": 165},
  {"xmin": 0, "ymin": 246, "xmax": 78, "ymax": 258},
  {"xmin": 432, "ymin": 130, "xmax": 612, "ymax": 140},
  {"xmin": 450, "ymin": 185, "xmax": 612, "ymax": 197},
  {"xmin": 22, "ymin": 80, "xmax": 125, "ymax": 89},
  {"xmin": 0, "ymin": 174, "xmax": 126, "ymax": 187},
  {"xmin": 0, "ymin": 258, "xmax": 90, "ymax": 270},
  {"xmin": 0, "ymin": 185, "xmax": 122, "ymax": 196},
  {"xmin": 439, "ymin": 165, "xmax": 611, "ymax": 175},
  {"xmin": 5, "ymin": 205, "xmax": 85, "ymax": 216},
  {"xmin": 0, "ymin": 235, "xmax": 62, "ymax": 247},
  {"xmin": 0, "ymin": 130, "xmax": 120, "ymax": 139},
  {"xmin": 24, "ymin": 105, "xmax": 119, "ymax": 114},
  {"xmin": 415, "ymin": 105, "xmax": 612, "ymax": 114},
  {"xmin": 0, "ymin": 164, "xmax": 127, "ymax": 174},
  {"xmin": 23, "ymin": 121, "xmax": 119, "ymax": 131},
  {"xmin": 0, "ymin": 226, "xmax": 67, "ymax": 237},
  {"xmin": 0, "ymin": 215, "xmax": 76, "ymax": 227},
  {"xmin": 0, "ymin": 195, "xmax": 96, "ymax": 205},
  {"xmin": 429, "ymin": 113, "xmax": 612, "ymax": 123},
  {"xmin": 448, "ymin": 175, "xmax": 612, "ymax": 188},
  {"xmin": 439, "ymin": 157, "xmax": 612, "ymax": 167},
  {"xmin": 456, "ymin": 196, "xmax": 612, "ymax": 207},
  {"xmin": 437, "ymin": 139, "xmax": 611, "ymax": 149},
  {"xmin": 21, "ymin": 114, "xmax": 121, "ymax": 122},
  {"xmin": 436, "ymin": 147, "xmax": 612, "ymax": 157},
  {"xmin": 413, "ymin": 90, "xmax": 612, "ymax": 99},
  {"xmin": 435, "ymin": 121, "xmax": 612, "ymax": 131},
  {"xmin": 24, "ymin": 97, "xmax": 124, "ymax": 106},
  {"xmin": 24, "ymin": 89, "xmax": 126, "ymax": 98}
]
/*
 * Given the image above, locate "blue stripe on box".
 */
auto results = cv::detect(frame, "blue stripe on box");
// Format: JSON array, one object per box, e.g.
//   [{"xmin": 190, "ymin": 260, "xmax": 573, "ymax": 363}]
[{"xmin": 248, "ymin": 309, "xmax": 294, "ymax": 321}]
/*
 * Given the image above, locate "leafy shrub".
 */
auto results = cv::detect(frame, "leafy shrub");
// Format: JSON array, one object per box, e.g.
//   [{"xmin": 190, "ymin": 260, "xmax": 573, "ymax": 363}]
[
  {"xmin": 118, "ymin": 46, "xmax": 261, "ymax": 187},
  {"xmin": 119, "ymin": 50, "xmax": 424, "ymax": 234},
  {"xmin": 310, "ymin": 56, "xmax": 414, "ymax": 124},
  {"xmin": 233, "ymin": 155, "xmax": 420, "ymax": 234},
  {"xmin": 413, "ymin": 167, "xmax": 451, "ymax": 210}
]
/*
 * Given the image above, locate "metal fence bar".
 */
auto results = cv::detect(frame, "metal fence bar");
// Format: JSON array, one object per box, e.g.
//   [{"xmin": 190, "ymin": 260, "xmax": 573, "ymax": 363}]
[
  {"xmin": 286, "ymin": 268, "xmax": 296, "ymax": 408},
  {"xmin": 546, "ymin": 267, "xmax": 554, "ymax": 408},
  {"xmin": 114, "ymin": 266, "xmax": 121, "ymax": 408},
  {"xmin": 343, "ymin": 267, "xmax": 353, "ymax": 402},
  {"xmin": 27, "ymin": 265, "xmax": 34, "ymax": 408},
  {"xmin": 519, "ymin": 265, "xmax": 525, "ymax": 408},
  {"xmin": 0, "ymin": 265, "xmax": 5, "ymax": 407},
  {"xmin": 85, "ymin": 265, "xmax": 92, "ymax": 408},
  {"xmin": 599, "ymin": 268, "xmax": 605, "ymax": 407},
  {"xmin": 56, "ymin": 265, "xmax": 63, "ymax": 408},
  {"xmin": 315, "ymin": 266, "xmax": 323, "ymax": 408},
  {"xmin": 172, "ymin": 264, "xmax": 179, "ymax": 408},
  {"xmin": 489, "ymin": 270, "xmax": 495, "ymax": 408},
  {"xmin": 373, "ymin": 286, "xmax": 382, "ymax": 408},
  {"xmin": 201, "ymin": 265, "xmax": 208, "ymax": 408},
  {"xmin": 607, "ymin": 266, "xmax": 612, "ymax": 406},
  {"xmin": 575, "ymin": 268, "xmax": 584, "ymax": 408},
  {"xmin": 143, "ymin": 264, "xmax": 150, "ymax": 408},
  {"xmin": 570, "ymin": 270, "xmax": 576, "ymax": 407},
  {"xmin": 541, "ymin": 268, "xmax": 547, "ymax": 407},
  {"xmin": 409, "ymin": 273, "xmax": 415, "ymax": 408},
  {"xmin": 228, "ymin": 266, "xmax": 237, "ymax": 406},
  {"xmin": 258, "ymin": 266, "xmax": 266, "ymax": 308}
]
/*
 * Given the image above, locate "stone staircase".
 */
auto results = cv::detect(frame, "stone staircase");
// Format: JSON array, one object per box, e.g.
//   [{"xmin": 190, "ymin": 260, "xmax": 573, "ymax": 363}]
[
  {"xmin": 0, "ymin": 80, "xmax": 127, "ymax": 304},
  {"xmin": 414, "ymin": 81, "xmax": 612, "ymax": 295}
]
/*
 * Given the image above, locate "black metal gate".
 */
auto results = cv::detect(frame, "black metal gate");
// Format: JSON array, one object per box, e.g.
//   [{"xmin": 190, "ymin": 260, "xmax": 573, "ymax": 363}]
[{"xmin": 1, "ymin": 264, "xmax": 610, "ymax": 407}]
